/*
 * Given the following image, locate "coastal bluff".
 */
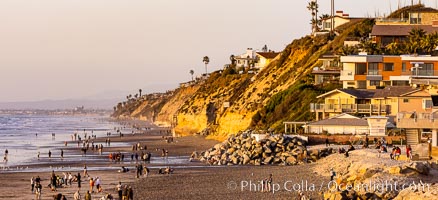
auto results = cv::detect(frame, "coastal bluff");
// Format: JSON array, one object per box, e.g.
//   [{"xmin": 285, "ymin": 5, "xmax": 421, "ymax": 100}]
[{"xmin": 112, "ymin": 18, "xmax": 375, "ymax": 139}]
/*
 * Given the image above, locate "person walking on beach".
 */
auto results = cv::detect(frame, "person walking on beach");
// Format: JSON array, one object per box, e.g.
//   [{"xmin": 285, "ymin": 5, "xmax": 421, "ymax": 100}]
[
  {"xmin": 128, "ymin": 186, "xmax": 133, "ymax": 200},
  {"xmin": 84, "ymin": 190, "xmax": 92, "ymax": 200},
  {"xmin": 31, "ymin": 177, "xmax": 35, "ymax": 193},
  {"xmin": 77, "ymin": 173, "xmax": 81, "ymax": 189},
  {"xmin": 73, "ymin": 190, "xmax": 81, "ymax": 200},
  {"xmin": 37, "ymin": 152, "xmax": 40, "ymax": 160},
  {"xmin": 84, "ymin": 164, "xmax": 89, "ymax": 177},
  {"xmin": 3, "ymin": 149, "xmax": 8, "ymax": 162},
  {"xmin": 48, "ymin": 150, "xmax": 52, "ymax": 159},
  {"xmin": 117, "ymin": 182, "xmax": 122, "ymax": 200},
  {"xmin": 89, "ymin": 177, "xmax": 94, "ymax": 193},
  {"xmin": 35, "ymin": 182, "xmax": 42, "ymax": 200},
  {"xmin": 61, "ymin": 149, "xmax": 64, "ymax": 159}
]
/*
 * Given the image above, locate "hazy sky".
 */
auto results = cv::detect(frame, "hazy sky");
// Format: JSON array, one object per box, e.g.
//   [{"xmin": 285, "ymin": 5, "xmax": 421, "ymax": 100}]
[{"xmin": 0, "ymin": 0, "xmax": 434, "ymax": 102}]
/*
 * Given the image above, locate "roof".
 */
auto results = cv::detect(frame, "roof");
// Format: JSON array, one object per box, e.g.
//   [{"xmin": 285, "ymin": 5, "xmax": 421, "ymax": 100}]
[
  {"xmin": 308, "ymin": 114, "xmax": 368, "ymax": 126},
  {"xmin": 372, "ymin": 86, "xmax": 420, "ymax": 98},
  {"xmin": 371, "ymin": 25, "xmax": 438, "ymax": 36},
  {"xmin": 409, "ymin": 7, "xmax": 438, "ymax": 13},
  {"xmin": 256, "ymin": 52, "xmax": 280, "ymax": 59},
  {"xmin": 317, "ymin": 86, "xmax": 419, "ymax": 99}
]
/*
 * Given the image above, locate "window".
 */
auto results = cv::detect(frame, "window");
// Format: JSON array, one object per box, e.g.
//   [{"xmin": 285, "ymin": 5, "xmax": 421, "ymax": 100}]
[
  {"xmin": 347, "ymin": 81, "xmax": 355, "ymax": 85},
  {"xmin": 370, "ymin": 80, "xmax": 380, "ymax": 86},
  {"xmin": 357, "ymin": 81, "xmax": 367, "ymax": 89},
  {"xmin": 368, "ymin": 63, "xmax": 379, "ymax": 75},
  {"xmin": 410, "ymin": 13, "xmax": 421, "ymax": 24},
  {"xmin": 384, "ymin": 63, "xmax": 394, "ymax": 71},
  {"xmin": 355, "ymin": 63, "xmax": 367, "ymax": 75},
  {"xmin": 423, "ymin": 99, "xmax": 433, "ymax": 109},
  {"xmin": 383, "ymin": 81, "xmax": 391, "ymax": 86},
  {"xmin": 402, "ymin": 62, "xmax": 406, "ymax": 72},
  {"xmin": 403, "ymin": 99, "xmax": 409, "ymax": 103},
  {"xmin": 323, "ymin": 22, "xmax": 331, "ymax": 29},
  {"xmin": 417, "ymin": 63, "xmax": 434, "ymax": 76}
]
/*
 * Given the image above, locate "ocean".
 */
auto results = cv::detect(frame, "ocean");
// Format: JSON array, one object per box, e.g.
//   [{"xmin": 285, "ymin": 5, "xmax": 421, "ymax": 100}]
[{"xmin": 0, "ymin": 114, "xmax": 117, "ymax": 168}]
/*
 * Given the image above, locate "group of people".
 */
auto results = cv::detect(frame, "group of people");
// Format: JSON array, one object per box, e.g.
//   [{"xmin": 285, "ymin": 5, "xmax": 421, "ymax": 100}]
[{"xmin": 116, "ymin": 182, "xmax": 134, "ymax": 200}]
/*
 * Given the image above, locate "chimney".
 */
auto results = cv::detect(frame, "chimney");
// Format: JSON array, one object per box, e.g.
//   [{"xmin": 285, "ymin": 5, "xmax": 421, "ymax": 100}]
[{"xmin": 336, "ymin": 10, "xmax": 343, "ymax": 17}]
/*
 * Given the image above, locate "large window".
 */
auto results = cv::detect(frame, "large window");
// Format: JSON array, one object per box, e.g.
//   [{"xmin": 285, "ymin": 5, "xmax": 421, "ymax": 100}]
[
  {"xmin": 384, "ymin": 63, "xmax": 394, "ymax": 71},
  {"xmin": 423, "ymin": 99, "xmax": 433, "ymax": 109},
  {"xmin": 355, "ymin": 63, "xmax": 367, "ymax": 75},
  {"xmin": 368, "ymin": 63, "xmax": 379, "ymax": 75},
  {"xmin": 417, "ymin": 63, "xmax": 434, "ymax": 76},
  {"xmin": 402, "ymin": 62, "xmax": 406, "ymax": 72}
]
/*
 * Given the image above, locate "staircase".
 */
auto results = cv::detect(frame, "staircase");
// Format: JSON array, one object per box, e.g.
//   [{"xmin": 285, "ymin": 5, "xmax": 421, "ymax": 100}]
[
  {"xmin": 406, "ymin": 129, "xmax": 430, "ymax": 160},
  {"xmin": 406, "ymin": 129, "xmax": 420, "ymax": 145}
]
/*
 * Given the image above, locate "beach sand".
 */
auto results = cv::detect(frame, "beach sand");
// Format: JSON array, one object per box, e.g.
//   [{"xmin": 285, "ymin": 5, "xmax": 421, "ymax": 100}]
[{"xmin": 0, "ymin": 127, "xmax": 326, "ymax": 200}]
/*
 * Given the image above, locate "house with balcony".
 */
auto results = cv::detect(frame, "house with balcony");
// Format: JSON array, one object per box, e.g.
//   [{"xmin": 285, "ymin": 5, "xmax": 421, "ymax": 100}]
[
  {"xmin": 340, "ymin": 55, "xmax": 438, "ymax": 89},
  {"xmin": 311, "ymin": 54, "xmax": 341, "ymax": 85},
  {"xmin": 396, "ymin": 87, "xmax": 438, "ymax": 149},
  {"xmin": 235, "ymin": 48, "xmax": 257, "ymax": 68},
  {"xmin": 310, "ymin": 86, "xmax": 420, "ymax": 120},
  {"xmin": 372, "ymin": 6, "xmax": 438, "ymax": 46}
]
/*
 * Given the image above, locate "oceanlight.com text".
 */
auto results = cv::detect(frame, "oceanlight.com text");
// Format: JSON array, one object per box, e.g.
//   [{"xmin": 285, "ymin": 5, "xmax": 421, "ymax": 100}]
[{"xmin": 227, "ymin": 180, "xmax": 430, "ymax": 194}]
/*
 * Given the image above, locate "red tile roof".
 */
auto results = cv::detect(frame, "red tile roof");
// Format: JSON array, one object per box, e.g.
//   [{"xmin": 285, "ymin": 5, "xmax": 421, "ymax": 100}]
[{"xmin": 256, "ymin": 52, "xmax": 280, "ymax": 59}]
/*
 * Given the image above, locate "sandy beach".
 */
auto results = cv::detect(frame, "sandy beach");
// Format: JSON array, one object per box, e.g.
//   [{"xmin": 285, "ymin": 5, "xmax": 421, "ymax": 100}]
[{"xmin": 0, "ymin": 122, "xmax": 328, "ymax": 200}]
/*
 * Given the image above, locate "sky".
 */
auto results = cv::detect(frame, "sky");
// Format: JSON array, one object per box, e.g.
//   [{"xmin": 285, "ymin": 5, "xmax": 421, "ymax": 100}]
[{"xmin": 0, "ymin": 0, "xmax": 435, "ymax": 102}]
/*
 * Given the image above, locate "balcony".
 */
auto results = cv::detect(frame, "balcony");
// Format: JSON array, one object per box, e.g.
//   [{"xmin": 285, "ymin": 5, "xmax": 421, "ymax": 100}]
[
  {"xmin": 366, "ymin": 70, "xmax": 383, "ymax": 80},
  {"xmin": 376, "ymin": 18, "xmax": 409, "ymax": 25},
  {"xmin": 397, "ymin": 112, "xmax": 438, "ymax": 128},
  {"xmin": 310, "ymin": 103, "xmax": 390, "ymax": 114},
  {"xmin": 400, "ymin": 70, "xmax": 438, "ymax": 85}
]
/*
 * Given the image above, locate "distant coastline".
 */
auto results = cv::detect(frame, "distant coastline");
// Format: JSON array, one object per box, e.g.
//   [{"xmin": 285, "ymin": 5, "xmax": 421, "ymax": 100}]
[{"xmin": 0, "ymin": 109, "xmax": 111, "ymax": 116}]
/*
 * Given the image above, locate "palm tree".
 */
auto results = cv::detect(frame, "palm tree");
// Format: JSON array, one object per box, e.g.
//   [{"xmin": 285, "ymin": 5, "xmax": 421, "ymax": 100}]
[
  {"xmin": 202, "ymin": 56, "xmax": 210, "ymax": 74},
  {"xmin": 385, "ymin": 42, "xmax": 403, "ymax": 55},
  {"xmin": 139, "ymin": 89, "xmax": 142, "ymax": 97},
  {"xmin": 319, "ymin": 14, "xmax": 330, "ymax": 29},
  {"xmin": 262, "ymin": 45, "xmax": 268, "ymax": 52},
  {"xmin": 307, "ymin": 0, "xmax": 319, "ymax": 34},
  {"xmin": 405, "ymin": 28, "xmax": 426, "ymax": 54},
  {"xmin": 229, "ymin": 55, "xmax": 235, "ymax": 65},
  {"xmin": 189, "ymin": 69, "xmax": 194, "ymax": 80},
  {"xmin": 421, "ymin": 32, "xmax": 438, "ymax": 54}
]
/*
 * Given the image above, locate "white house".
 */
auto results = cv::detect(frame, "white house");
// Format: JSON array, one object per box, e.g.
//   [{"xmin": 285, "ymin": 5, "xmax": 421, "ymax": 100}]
[{"xmin": 306, "ymin": 113, "xmax": 369, "ymax": 134}]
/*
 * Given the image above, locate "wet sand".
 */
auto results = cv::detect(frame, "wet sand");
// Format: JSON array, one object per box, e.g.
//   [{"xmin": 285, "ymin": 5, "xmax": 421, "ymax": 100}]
[{"xmin": 0, "ymin": 125, "xmax": 326, "ymax": 200}]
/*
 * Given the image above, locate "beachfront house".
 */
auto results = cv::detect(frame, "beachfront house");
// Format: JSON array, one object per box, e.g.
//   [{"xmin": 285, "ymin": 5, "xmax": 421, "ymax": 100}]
[
  {"xmin": 372, "ymin": 6, "xmax": 438, "ymax": 46},
  {"xmin": 311, "ymin": 54, "xmax": 341, "ymax": 85},
  {"xmin": 340, "ymin": 55, "xmax": 438, "ymax": 89},
  {"xmin": 305, "ymin": 113, "xmax": 390, "ymax": 136},
  {"xmin": 234, "ymin": 48, "xmax": 257, "ymax": 69}
]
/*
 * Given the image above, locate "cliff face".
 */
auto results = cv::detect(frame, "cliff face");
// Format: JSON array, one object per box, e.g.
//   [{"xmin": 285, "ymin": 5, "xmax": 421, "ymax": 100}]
[{"xmin": 113, "ymin": 19, "xmax": 374, "ymax": 140}]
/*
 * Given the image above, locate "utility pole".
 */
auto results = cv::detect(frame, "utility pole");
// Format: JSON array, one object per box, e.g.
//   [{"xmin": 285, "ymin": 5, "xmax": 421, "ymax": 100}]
[{"xmin": 331, "ymin": 0, "xmax": 334, "ymax": 32}]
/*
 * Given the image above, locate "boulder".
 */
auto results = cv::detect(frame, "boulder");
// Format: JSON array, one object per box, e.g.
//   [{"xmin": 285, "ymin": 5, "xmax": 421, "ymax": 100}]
[
  {"xmin": 263, "ymin": 156, "xmax": 273, "ymax": 164},
  {"xmin": 285, "ymin": 156, "xmax": 297, "ymax": 165},
  {"xmin": 405, "ymin": 162, "xmax": 430, "ymax": 175}
]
